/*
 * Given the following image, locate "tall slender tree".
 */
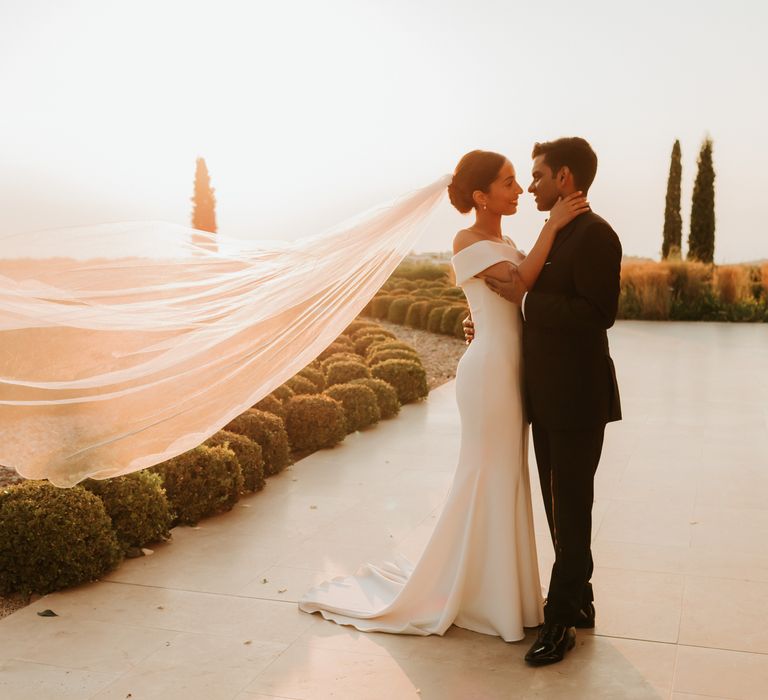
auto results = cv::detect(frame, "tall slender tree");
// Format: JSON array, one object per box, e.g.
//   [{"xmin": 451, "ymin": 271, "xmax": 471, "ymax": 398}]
[
  {"xmin": 191, "ymin": 157, "xmax": 217, "ymax": 252},
  {"xmin": 687, "ymin": 138, "xmax": 716, "ymax": 263},
  {"xmin": 662, "ymin": 139, "xmax": 682, "ymax": 259}
]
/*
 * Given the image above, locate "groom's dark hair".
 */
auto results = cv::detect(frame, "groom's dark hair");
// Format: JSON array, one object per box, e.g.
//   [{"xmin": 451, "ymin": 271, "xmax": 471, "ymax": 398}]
[{"xmin": 532, "ymin": 137, "xmax": 598, "ymax": 192}]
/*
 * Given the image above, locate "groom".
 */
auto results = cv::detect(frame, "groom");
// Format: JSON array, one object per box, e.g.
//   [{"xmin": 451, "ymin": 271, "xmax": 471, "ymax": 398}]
[{"xmin": 465, "ymin": 137, "xmax": 622, "ymax": 666}]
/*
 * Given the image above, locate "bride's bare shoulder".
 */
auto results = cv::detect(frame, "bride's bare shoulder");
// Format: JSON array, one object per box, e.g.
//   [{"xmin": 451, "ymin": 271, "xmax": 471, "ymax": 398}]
[{"xmin": 452, "ymin": 229, "xmax": 485, "ymax": 255}]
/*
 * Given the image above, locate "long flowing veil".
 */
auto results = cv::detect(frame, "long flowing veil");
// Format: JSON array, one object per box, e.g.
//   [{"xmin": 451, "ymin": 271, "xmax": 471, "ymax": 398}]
[{"xmin": 0, "ymin": 175, "xmax": 450, "ymax": 487}]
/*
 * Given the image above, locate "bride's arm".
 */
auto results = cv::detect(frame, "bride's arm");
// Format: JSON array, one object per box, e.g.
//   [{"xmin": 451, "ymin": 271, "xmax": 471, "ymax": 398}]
[{"xmin": 490, "ymin": 192, "xmax": 590, "ymax": 289}]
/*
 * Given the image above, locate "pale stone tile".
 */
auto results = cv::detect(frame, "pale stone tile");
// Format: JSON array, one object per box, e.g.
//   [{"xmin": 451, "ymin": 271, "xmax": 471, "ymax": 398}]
[
  {"xmin": 690, "ymin": 505, "xmax": 768, "ymax": 557},
  {"xmin": 591, "ymin": 567, "xmax": 684, "ymax": 643},
  {"xmin": 0, "ymin": 659, "xmax": 119, "ymax": 700},
  {"xmin": 596, "ymin": 499, "xmax": 694, "ymax": 548},
  {"xmin": 90, "ymin": 633, "xmax": 287, "ymax": 700},
  {"xmin": 679, "ymin": 576, "xmax": 768, "ymax": 654},
  {"xmin": 674, "ymin": 645, "xmax": 768, "ymax": 700},
  {"xmin": 6, "ymin": 617, "xmax": 177, "ymax": 673},
  {"xmin": 239, "ymin": 566, "xmax": 340, "ymax": 603}
]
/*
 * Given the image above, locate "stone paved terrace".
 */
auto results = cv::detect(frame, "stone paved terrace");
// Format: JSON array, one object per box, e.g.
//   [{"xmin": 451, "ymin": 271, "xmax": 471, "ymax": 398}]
[{"xmin": 0, "ymin": 321, "xmax": 767, "ymax": 699}]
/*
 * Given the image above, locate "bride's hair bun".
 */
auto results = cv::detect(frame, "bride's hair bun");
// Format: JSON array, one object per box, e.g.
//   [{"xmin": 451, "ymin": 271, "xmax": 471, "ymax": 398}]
[{"xmin": 448, "ymin": 150, "xmax": 506, "ymax": 214}]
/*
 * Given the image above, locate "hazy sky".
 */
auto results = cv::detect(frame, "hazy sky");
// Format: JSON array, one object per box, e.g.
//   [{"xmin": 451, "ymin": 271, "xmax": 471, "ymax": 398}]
[{"xmin": 1, "ymin": 0, "xmax": 766, "ymax": 262}]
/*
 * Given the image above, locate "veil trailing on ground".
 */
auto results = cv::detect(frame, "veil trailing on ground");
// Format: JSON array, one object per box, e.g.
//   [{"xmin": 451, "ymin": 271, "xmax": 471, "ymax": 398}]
[{"xmin": 0, "ymin": 175, "xmax": 450, "ymax": 487}]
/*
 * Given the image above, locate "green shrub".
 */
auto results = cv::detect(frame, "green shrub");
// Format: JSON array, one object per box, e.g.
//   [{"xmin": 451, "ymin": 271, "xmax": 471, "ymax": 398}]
[
  {"xmin": 83, "ymin": 471, "xmax": 171, "ymax": 554},
  {"xmin": 350, "ymin": 378, "xmax": 400, "ymax": 419},
  {"xmin": 372, "ymin": 359, "xmax": 429, "ymax": 404},
  {"xmin": 404, "ymin": 300, "xmax": 431, "ymax": 328},
  {"xmin": 387, "ymin": 297, "xmax": 414, "ymax": 324},
  {"xmin": 285, "ymin": 375, "xmax": 320, "ymax": 396},
  {"xmin": 427, "ymin": 306, "xmax": 449, "ymax": 333},
  {"xmin": 354, "ymin": 333, "xmax": 394, "ymax": 355},
  {"xmin": 321, "ymin": 352, "xmax": 366, "ymax": 374},
  {"xmin": 331, "ymin": 335, "xmax": 356, "ymax": 352},
  {"xmin": 440, "ymin": 305, "xmax": 469, "ymax": 335},
  {"xmin": 318, "ymin": 341, "xmax": 353, "ymax": 361},
  {"xmin": 365, "ymin": 340, "xmax": 417, "ymax": 359},
  {"xmin": 205, "ymin": 430, "xmax": 265, "ymax": 492},
  {"xmin": 0, "ymin": 481, "xmax": 122, "ymax": 595},
  {"xmin": 438, "ymin": 287, "xmax": 465, "ymax": 299},
  {"xmin": 326, "ymin": 360, "xmax": 372, "ymax": 386},
  {"xmin": 271, "ymin": 384, "xmax": 295, "ymax": 403},
  {"xmin": 370, "ymin": 295, "xmax": 397, "ymax": 319},
  {"xmin": 298, "ymin": 366, "xmax": 326, "ymax": 391},
  {"xmin": 369, "ymin": 349, "xmax": 421, "ymax": 366},
  {"xmin": 253, "ymin": 393, "xmax": 286, "ymax": 419},
  {"xmin": 392, "ymin": 261, "xmax": 450, "ymax": 281},
  {"xmin": 324, "ymin": 383, "xmax": 381, "ymax": 432},
  {"xmin": 343, "ymin": 320, "xmax": 382, "ymax": 337},
  {"xmin": 225, "ymin": 409, "xmax": 292, "ymax": 476},
  {"xmin": 285, "ymin": 394, "xmax": 347, "ymax": 452},
  {"xmin": 351, "ymin": 326, "xmax": 396, "ymax": 342},
  {"xmin": 152, "ymin": 445, "xmax": 243, "ymax": 525}
]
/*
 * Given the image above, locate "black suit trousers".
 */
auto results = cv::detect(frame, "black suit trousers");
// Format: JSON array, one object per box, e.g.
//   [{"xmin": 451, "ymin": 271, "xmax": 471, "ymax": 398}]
[{"xmin": 531, "ymin": 421, "xmax": 605, "ymax": 626}]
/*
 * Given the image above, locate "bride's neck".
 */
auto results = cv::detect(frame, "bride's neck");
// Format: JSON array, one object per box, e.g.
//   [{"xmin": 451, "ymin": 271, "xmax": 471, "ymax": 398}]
[{"xmin": 470, "ymin": 211, "xmax": 503, "ymax": 239}]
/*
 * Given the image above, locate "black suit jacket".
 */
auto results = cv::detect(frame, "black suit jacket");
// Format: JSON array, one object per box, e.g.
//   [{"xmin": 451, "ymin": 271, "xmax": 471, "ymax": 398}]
[{"xmin": 522, "ymin": 210, "xmax": 622, "ymax": 429}]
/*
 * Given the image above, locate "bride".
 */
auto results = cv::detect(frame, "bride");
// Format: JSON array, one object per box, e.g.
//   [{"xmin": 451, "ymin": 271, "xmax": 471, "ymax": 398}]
[{"xmin": 298, "ymin": 150, "xmax": 588, "ymax": 642}]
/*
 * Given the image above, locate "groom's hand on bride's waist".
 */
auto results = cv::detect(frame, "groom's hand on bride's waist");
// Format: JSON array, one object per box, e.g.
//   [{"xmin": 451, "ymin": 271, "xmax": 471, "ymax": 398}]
[
  {"xmin": 485, "ymin": 270, "xmax": 527, "ymax": 305},
  {"xmin": 462, "ymin": 316, "xmax": 475, "ymax": 344}
]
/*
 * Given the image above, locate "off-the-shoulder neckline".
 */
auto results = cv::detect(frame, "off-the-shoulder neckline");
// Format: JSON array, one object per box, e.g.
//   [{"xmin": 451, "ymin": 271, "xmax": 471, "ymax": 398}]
[{"xmin": 451, "ymin": 238, "xmax": 515, "ymax": 260}]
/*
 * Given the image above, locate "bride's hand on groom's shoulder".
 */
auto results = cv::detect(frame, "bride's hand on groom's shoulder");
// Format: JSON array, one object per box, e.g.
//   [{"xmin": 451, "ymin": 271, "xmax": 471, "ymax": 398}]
[{"xmin": 548, "ymin": 191, "xmax": 590, "ymax": 231}]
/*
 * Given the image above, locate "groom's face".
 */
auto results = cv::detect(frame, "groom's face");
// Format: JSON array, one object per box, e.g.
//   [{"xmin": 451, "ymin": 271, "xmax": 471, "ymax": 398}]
[{"xmin": 528, "ymin": 155, "xmax": 561, "ymax": 212}]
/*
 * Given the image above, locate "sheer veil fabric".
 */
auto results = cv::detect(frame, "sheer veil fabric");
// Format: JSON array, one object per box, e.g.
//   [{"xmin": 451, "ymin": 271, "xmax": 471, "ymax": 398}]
[{"xmin": 0, "ymin": 175, "xmax": 449, "ymax": 487}]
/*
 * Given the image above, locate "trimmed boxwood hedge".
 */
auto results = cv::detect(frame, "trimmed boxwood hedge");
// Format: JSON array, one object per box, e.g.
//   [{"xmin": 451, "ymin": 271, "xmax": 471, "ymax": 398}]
[
  {"xmin": 224, "ymin": 409, "xmax": 292, "ymax": 476},
  {"xmin": 371, "ymin": 359, "xmax": 429, "ymax": 404},
  {"xmin": 0, "ymin": 481, "xmax": 122, "ymax": 595},
  {"xmin": 205, "ymin": 430, "xmax": 266, "ymax": 492},
  {"xmin": 152, "ymin": 445, "xmax": 243, "ymax": 526},
  {"xmin": 253, "ymin": 393, "xmax": 286, "ymax": 419},
  {"xmin": 285, "ymin": 375, "xmax": 320, "ymax": 396},
  {"xmin": 368, "ymin": 349, "xmax": 421, "ymax": 367},
  {"xmin": 349, "ymin": 377, "xmax": 400, "ymax": 419},
  {"xmin": 83, "ymin": 471, "xmax": 172, "ymax": 554},
  {"xmin": 285, "ymin": 394, "xmax": 347, "ymax": 452},
  {"xmin": 387, "ymin": 297, "xmax": 414, "ymax": 324},
  {"xmin": 326, "ymin": 361, "xmax": 372, "ymax": 387},
  {"xmin": 324, "ymin": 383, "xmax": 381, "ymax": 432}
]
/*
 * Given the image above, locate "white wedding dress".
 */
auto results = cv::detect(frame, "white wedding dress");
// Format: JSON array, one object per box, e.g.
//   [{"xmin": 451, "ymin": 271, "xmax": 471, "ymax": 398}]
[{"xmin": 298, "ymin": 239, "xmax": 544, "ymax": 642}]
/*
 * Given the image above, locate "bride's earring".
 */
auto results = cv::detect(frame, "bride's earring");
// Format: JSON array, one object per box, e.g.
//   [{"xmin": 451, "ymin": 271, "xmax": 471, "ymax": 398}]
[{"xmin": 482, "ymin": 203, "xmax": 487, "ymax": 211}]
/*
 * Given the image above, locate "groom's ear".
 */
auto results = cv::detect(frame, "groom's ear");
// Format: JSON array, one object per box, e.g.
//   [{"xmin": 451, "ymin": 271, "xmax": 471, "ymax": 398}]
[{"xmin": 556, "ymin": 166, "xmax": 571, "ymax": 186}]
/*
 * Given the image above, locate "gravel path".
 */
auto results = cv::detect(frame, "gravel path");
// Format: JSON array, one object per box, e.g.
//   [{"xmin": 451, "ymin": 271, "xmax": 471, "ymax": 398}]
[{"xmin": 0, "ymin": 321, "xmax": 464, "ymax": 619}]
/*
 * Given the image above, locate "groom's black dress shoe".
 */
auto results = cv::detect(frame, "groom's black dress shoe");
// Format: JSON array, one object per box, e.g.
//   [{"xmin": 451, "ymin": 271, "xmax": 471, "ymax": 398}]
[{"xmin": 524, "ymin": 623, "xmax": 576, "ymax": 666}]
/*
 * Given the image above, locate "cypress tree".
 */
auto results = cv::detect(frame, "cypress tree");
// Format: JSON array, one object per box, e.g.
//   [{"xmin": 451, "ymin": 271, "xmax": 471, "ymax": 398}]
[
  {"xmin": 661, "ymin": 140, "xmax": 682, "ymax": 259},
  {"xmin": 191, "ymin": 157, "xmax": 217, "ymax": 252},
  {"xmin": 687, "ymin": 138, "xmax": 715, "ymax": 263}
]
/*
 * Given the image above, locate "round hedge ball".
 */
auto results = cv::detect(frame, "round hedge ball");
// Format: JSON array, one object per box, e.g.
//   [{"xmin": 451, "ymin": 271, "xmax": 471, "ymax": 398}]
[
  {"xmin": 324, "ymin": 383, "xmax": 381, "ymax": 433},
  {"xmin": 349, "ymin": 377, "xmax": 400, "ymax": 419},
  {"xmin": 371, "ymin": 359, "xmax": 429, "ymax": 404},
  {"xmin": 205, "ymin": 430, "xmax": 266, "ymax": 492},
  {"xmin": 326, "ymin": 360, "xmax": 372, "ymax": 387},
  {"xmin": 285, "ymin": 394, "xmax": 347, "ymax": 452},
  {"xmin": 83, "ymin": 470, "xmax": 172, "ymax": 554},
  {"xmin": 225, "ymin": 409, "xmax": 292, "ymax": 476},
  {"xmin": 0, "ymin": 481, "xmax": 122, "ymax": 596}
]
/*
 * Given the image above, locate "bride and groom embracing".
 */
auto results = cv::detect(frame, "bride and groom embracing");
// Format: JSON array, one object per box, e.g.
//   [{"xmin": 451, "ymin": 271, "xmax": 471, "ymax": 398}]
[{"xmin": 299, "ymin": 137, "xmax": 623, "ymax": 667}]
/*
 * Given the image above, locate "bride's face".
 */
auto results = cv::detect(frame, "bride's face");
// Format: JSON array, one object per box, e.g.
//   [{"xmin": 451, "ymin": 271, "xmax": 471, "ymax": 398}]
[{"xmin": 481, "ymin": 160, "xmax": 524, "ymax": 216}]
